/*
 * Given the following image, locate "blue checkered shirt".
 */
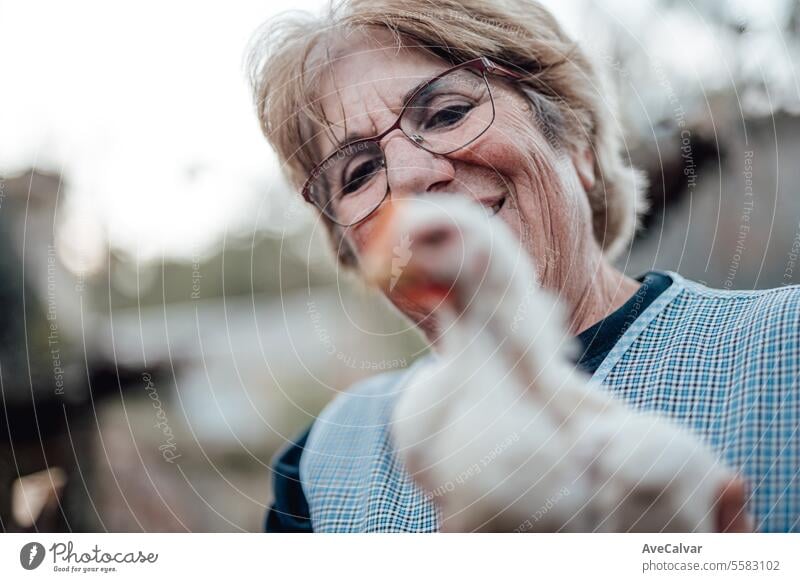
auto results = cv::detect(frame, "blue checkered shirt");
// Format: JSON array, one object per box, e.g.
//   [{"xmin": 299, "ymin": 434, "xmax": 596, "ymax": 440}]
[{"xmin": 300, "ymin": 272, "xmax": 800, "ymax": 532}]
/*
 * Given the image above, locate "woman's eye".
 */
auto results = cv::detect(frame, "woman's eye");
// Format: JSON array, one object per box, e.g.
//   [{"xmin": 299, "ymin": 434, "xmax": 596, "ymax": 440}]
[
  {"xmin": 342, "ymin": 157, "xmax": 382, "ymax": 195},
  {"xmin": 424, "ymin": 103, "xmax": 473, "ymax": 130}
]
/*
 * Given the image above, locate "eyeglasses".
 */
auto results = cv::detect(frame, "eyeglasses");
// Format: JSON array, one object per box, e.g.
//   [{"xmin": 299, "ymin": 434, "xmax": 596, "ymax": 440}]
[{"xmin": 301, "ymin": 57, "xmax": 523, "ymax": 227}]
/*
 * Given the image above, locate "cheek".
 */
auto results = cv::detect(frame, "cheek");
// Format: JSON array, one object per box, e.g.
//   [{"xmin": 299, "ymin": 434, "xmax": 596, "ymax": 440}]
[
  {"xmin": 463, "ymin": 124, "xmax": 572, "ymax": 224},
  {"xmin": 343, "ymin": 209, "xmax": 387, "ymax": 262},
  {"xmin": 457, "ymin": 117, "xmax": 567, "ymax": 202},
  {"xmin": 348, "ymin": 225, "xmax": 371, "ymax": 255},
  {"xmin": 457, "ymin": 121, "xmax": 595, "ymax": 280},
  {"xmin": 457, "ymin": 126, "xmax": 531, "ymax": 178}
]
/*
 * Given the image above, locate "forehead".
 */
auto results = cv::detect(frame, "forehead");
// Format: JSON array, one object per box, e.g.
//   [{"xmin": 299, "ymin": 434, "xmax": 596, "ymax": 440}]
[{"xmin": 311, "ymin": 27, "xmax": 451, "ymax": 156}]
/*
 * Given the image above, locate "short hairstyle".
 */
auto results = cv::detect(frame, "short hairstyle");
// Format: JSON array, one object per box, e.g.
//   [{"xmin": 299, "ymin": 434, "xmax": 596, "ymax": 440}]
[{"xmin": 248, "ymin": 0, "xmax": 647, "ymax": 266}]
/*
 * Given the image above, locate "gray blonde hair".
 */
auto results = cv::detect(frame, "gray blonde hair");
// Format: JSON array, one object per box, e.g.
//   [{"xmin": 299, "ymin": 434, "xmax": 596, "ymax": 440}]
[{"xmin": 248, "ymin": 0, "xmax": 647, "ymax": 266}]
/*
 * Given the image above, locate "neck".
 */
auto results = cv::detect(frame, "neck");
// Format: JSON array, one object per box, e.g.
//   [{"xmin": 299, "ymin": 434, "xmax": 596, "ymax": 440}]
[{"xmin": 562, "ymin": 260, "xmax": 641, "ymax": 335}]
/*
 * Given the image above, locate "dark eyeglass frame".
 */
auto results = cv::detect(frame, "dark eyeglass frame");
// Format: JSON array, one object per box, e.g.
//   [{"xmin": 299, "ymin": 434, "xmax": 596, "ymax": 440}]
[{"xmin": 301, "ymin": 56, "xmax": 524, "ymax": 226}]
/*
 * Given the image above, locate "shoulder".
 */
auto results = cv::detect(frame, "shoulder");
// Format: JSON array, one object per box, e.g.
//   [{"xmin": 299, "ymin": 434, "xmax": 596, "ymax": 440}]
[
  {"xmin": 654, "ymin": 273, "xmax": 800, "ymax": 362},
  {"xmin": 298, "ymin": 357, "xmax": 440, "ymax": 532},
  {"xmin": 265, "ymin": 426, "xmax": 313, "ymax": 532},
  {"xmin": 663, "ymin": 272, "xmax": 800, "ymax": 330},
  {"xmin": 311, "ymin": 357, "xmax": 431, "ymax": 431},
  {"xmin": 299, "ymin": 356, "xmax": 431, "ymax": 474},
  {"xmin": 597, "ymin": 272, "xmax": 800, "ymax": 382},
  {"xmin": 264, "ymin": 363, "xmax": 423, "ymax": 533}
]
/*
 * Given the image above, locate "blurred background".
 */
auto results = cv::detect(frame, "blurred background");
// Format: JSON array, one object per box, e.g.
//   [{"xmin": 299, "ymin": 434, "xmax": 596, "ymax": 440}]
[{"xmin": 2, "ymin": 0, "xmax": 800, "ymax": 532}]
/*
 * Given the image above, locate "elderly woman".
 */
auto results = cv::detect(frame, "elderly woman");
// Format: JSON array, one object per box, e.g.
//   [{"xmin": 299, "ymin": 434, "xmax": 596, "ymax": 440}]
[{"xmin": 250, "ymin": 0, "xmax": 799, "ymax": 532}]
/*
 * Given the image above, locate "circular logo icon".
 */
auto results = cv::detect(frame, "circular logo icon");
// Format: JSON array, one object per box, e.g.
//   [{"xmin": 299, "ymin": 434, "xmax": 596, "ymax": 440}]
[{"xmin": 20, "ymin": 542, "xmax": 46, "ymax": 570}]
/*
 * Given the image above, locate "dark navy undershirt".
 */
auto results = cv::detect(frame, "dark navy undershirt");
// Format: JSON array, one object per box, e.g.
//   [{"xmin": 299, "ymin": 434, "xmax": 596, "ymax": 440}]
[{"xmin": 265, "ymin": 271, "xmax": 673, "ymax": 532}]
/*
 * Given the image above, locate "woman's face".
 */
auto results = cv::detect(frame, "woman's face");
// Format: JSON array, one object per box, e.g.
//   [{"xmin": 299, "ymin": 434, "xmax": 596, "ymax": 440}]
[{"xmin": 313, "ymin": 28, "xmax": 600, "ymax": 330}]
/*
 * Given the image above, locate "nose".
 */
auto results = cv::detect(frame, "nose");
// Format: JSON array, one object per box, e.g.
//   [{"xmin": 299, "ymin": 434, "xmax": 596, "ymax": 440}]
[{"xmin": 382, "ymin": 130, "xmax": 454, "ymax": 200}]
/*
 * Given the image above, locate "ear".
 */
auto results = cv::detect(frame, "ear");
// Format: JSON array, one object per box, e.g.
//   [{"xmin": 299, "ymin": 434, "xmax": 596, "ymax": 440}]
[{"xmin": 570, "ymin": 145, "xmax": 596, "ymax": 193}]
